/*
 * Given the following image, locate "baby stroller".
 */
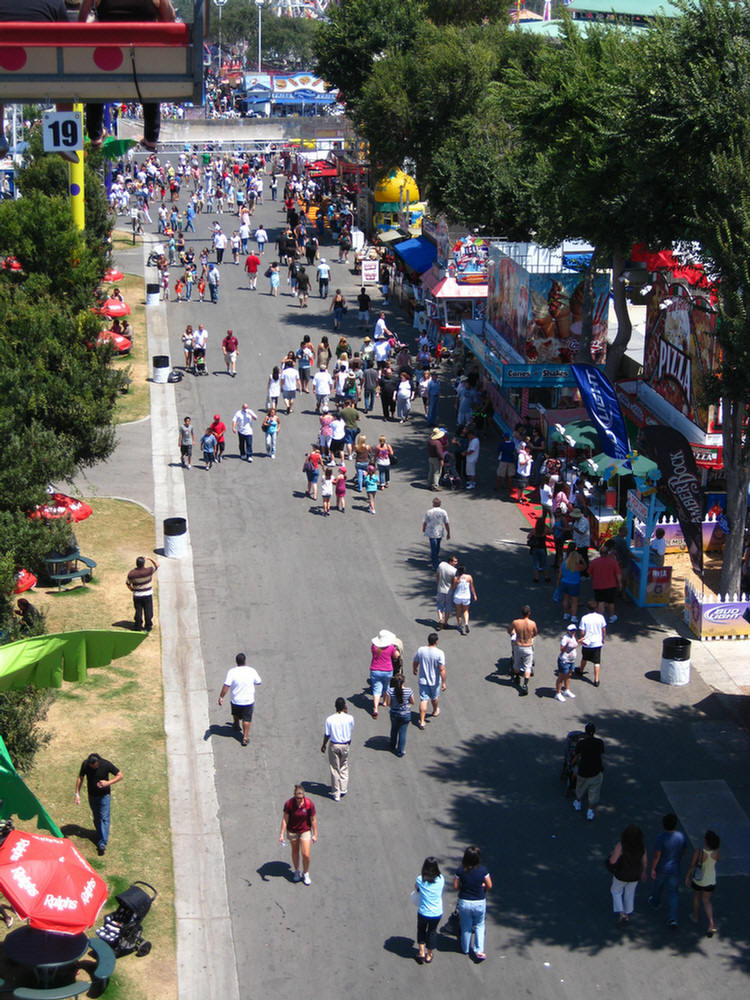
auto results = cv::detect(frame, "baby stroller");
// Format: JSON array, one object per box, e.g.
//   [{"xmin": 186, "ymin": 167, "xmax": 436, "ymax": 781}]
[
  {"xmin": 193, "ymin": 349, "xmax": 207, "ymax": 376},
  {"xmin": 96, "ymin": 881, "xmax": 157, "ymax": 957},
  {"xmin": 560, "ymin": 730, "xmax": 584, "ymax": 797},
  {"xmin": 439, "ymin": 452, "xmax": 463, "ymax": 491}
]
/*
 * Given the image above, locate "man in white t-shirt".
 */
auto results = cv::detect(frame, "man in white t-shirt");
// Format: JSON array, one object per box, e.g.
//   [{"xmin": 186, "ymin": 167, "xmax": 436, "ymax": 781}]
[
  {"xmin": 373, "ymin": 312, "xmax": 392, "ymax": 341},
  {"xmin": 555, "ymin": 623, "xmax": 579, "ymax": 702},
  {"xmin": 280, "ymin": 363, "xmax": 301, "ymax": 413},
  {"xmin": 463, "ymin": 430, "xmax": 480, "ymax": 490},
  {"xmin": 232, "ymin": 403, "xmax": 257, "ymax": 461},
  {"xmin": 255, "ymin": 226, "xmax": 268, "ymax": 254},
  {"xmin": 577, "ymin": 600, "xmax": 607, "ymax": 687},
  {"xmin": 214, "ymin": 228, "xmax": 228, "ymax": 264},
  {"xmin": 218, "ymin": 653, "xmax": 262, "ymax": 746},
  {"xmin": 313, "ymin": 366, "xmax": 334, "ymax": 413},
  {"xmin": 412, "ymin": 633, "xmax": 447, "ymax": 729},
  {"xmin": 422, "ymin": 497, "xmax": 451, "ymax": 571},
  {"xmin": 435, "ymin": 555, "xmax": 458, "ymax": 630},
  {"xmin": 320, "ymin": 697, "xmax": 355, "ymax": 801}
]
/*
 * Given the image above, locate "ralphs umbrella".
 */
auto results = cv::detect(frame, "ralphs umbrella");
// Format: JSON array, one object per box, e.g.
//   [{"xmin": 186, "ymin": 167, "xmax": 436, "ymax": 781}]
[
  {"xmin": 99, "ymin": 298, "xmax": 131, "ymax": 318},
  {"xmin": 0, "ymin": 830, "xmax": 107, "ymax": 933}
]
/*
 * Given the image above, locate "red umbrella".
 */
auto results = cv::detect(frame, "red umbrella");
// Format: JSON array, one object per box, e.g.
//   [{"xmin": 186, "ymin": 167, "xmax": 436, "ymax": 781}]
[
  {"xmin": 2, "ymin": 256, "xmax": 22, "ymax": 272},
  {"xmin": 0, "ymin": 830, "xmax": 107, "ymax": 934},
  {"xmin": 103, "ymin": 268, "xmax": 124, "ymax": 282},
  {"xmin": 31, "ymin": 493, "xmax": 93, "ymax": 523},
  {"xmin": 13, "ymin": 569, "xmax": 37, "ymax": 594},
  {"xmin": 100, "ymin": 298, "xmax": 131, "ymax": 318},
  {"xmin": 97, "ymin": 330, "xmax": 132, "ymax": 355}
]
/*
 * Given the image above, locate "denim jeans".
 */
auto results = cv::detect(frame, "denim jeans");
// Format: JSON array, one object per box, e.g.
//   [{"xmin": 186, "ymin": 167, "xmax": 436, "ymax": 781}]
[
  {"xmin": 458, "ymin": 898, "xmax": 486, "ymax": 954},
  {"xmin": 652, "ymin": 872, "xmax": 681, "ymax": 923},
  {"xmin": 89, "ymin": 793, "xmax": 111, "ymax": 850},
  {"xmin": 428, "ymin": 536, "xmax": 442, "ymax": 570},
  {"xmin": 238, "ymin": 433, "xmax": 253, "ymax": 460},
  {"xmin": 378, "ymin": 464, "xmax": 390, "ymax": 487},
  {"xmin": 363, "ymin": 388, "xmax": 375, "ymax": 413},
  {"xmin": 390, "ymin": 714, "xmax": 410, "ymax": 756},
  {"xmin": 356, "ymin": 462, "xmax": 368, "ymax": 491}
]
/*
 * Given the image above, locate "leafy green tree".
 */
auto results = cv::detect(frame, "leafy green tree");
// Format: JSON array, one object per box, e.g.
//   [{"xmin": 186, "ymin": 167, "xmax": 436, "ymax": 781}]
[
  {"xmin": 314, "ymin": 0, "xmax": 425, "ymax": 109},
  {"xmin": 358, "ymin": 22, "xmax": 498, "ymax": 182},
  {"xmin": 424, "ymin": 0, "xmax": 513, "ymax": 23},
  {"xmin": 0, "ymin": 689, "xmax": 54, "ymax": 774},
  {"xmin": 634, "ymin": 0, "xmax": 750, "ymax": 594}
]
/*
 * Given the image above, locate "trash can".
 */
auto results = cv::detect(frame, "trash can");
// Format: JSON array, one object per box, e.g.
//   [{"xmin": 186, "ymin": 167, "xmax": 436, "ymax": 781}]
[
  {"xmin": 146, "ymin": 282, "xmax": 160, "ymax": 306},
  {"xmin": 152, "ymin": 355, "xmax": 170, "ymax": 384},
  {"xmin": 660, "ymin": 636, "xmax": 691, "ymax": 685},
  {"xmin": 163, "ymin": 517, "xmax": 188, "ymax": 559}
]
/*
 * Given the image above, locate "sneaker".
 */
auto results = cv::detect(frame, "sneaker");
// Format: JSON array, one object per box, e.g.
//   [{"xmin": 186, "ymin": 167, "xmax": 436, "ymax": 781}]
[
  {"xmin": 570, "ymin": 617, "xmax": 578, "ymax": 625},
  {"xmin": 554, "ymin": 692, "xmax": 566, "ymax": 702},
  {"xmin": 648, "ymin": 896, "xmax": 659, "ymax": 910},
  {"xmin": 573, "ymin": 799, "xmax": 582, "ymax": 812},
  {"xmin": 302, "ymin": 872, "xmax": 311, "ymax": 886},
  {"xmin": 608, "ymin": 614, "xmax": 618, "ymax": 624},
  {"xmin": 563, "ymin": 613, "xmax": 571, "ymax": 621},
  {"xmin": 292, "ymin": 870, "xmax": 301, "ymax": 883},
  {"xmin": 247, "ymin": 457, "xmax": 254, "ymax": 463},
  {"xmin": 564, "ymin": 689, "xmax": 576, "ymax": 699},
  {"xmin": 332, "ymin": 792, "xmax": 340, "ymax": 802},
  {"xmin": 586, "ymin": 809, "xmax": 595, "ymax": 821},
  {"xmin": 667, "ymin": 920, "xmax": 678, "ymax": 929}
]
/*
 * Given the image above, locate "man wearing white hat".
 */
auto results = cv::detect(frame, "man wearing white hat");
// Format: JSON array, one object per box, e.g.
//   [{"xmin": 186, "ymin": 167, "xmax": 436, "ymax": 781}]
[{"xmin": 555, "ymin": 623, "xmax": 579, "ymax": 702}]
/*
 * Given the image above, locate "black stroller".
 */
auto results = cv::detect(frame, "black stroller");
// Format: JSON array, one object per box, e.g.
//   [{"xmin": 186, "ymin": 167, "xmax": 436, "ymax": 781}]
[
  {"xmin": 97, "ymin": 881, "xmax": 157, "ymax": 957},
  {"xmin": 560, "ymin": 730, "xmax": 584, "ymax": 797}
]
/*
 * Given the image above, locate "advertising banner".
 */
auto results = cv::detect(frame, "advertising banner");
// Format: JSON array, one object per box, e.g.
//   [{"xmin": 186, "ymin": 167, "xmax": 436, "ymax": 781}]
[
  {"xmin": 642, "ymin": 425, "xmax": 705, "ymax": 578},
  {"xmin": 572, "ymin": 364, "xmax": 631, "ymax": 460},
  {"xmin": 486, "ymin": 248, "xmax": 609, "ymax": 364}
]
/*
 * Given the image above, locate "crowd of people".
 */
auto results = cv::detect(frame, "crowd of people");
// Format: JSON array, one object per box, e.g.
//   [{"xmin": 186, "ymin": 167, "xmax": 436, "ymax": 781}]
[{"xmin": 123, "ymin": 145, "xmax": 724, "ymax": 959}]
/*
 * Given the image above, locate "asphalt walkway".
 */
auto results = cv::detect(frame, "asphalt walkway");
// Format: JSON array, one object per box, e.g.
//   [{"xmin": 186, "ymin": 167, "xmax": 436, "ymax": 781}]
[{"xmin": 79, "ymin": 184, "xmax": 750, "ymax": 1000}]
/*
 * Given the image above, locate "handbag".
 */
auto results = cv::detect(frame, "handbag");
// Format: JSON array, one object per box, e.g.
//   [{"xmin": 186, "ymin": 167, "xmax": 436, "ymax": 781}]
[
  {"xmin": 389, "ymin": 451, "xmax": 399, "ymax": 467},
  {"xmin": 693, "ymin": 849, "xmax": 704, "ymax": 883},
  {"xmin": 410, "ymin": 890, "xmax": 420, "ymax": 906}
]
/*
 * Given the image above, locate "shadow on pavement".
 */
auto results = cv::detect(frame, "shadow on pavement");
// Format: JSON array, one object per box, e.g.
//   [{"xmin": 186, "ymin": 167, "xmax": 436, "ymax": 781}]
[
  {"xmin": 203, "ymin": 723, "xmax": 241, "ymax": 743},
  {"xmin": 256, "ymin": 860, "xmax": 291, "ymax": 882}
]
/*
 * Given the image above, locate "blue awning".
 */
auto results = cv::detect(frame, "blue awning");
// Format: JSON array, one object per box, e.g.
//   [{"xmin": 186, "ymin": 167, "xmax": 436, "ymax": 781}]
[{"xmin": 392, "ymin": 236, "xmax": 436, "ymax": 274}]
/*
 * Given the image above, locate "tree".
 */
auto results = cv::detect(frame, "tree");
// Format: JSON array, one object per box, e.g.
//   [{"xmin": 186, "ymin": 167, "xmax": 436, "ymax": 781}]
[
  {"xmin": 217, "ymin": 2, "xmax": 319, "ymax": 69},
  {"xmin": 314, "ymin": 0, "xmax": 424, "ymax": 110},
  {"xmin": 358, "ymin": 22, "xmax": 499, "ymax": 183},
  {"xmin": 633, "ymin": 0, "xmax": 750, "ymax": 594}
]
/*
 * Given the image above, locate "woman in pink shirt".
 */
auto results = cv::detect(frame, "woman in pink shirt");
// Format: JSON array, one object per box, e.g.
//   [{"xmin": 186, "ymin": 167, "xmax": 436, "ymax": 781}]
[{"xmin": 369, "ymin": 629, "xmax": 403, "ymax": 718}]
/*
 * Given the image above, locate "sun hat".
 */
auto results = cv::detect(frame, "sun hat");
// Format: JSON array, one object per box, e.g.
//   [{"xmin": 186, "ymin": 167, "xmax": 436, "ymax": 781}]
[
  {"xmin": 431, "ymin": 427, "xmax": 447, "ymax": 440},
  {"xmin": 566, "ymin": 623, "xmax": 578, "ymax": 631},
  {"xmin": 371, "ymin": 629, "xmax": 398, "ymax": 648}
]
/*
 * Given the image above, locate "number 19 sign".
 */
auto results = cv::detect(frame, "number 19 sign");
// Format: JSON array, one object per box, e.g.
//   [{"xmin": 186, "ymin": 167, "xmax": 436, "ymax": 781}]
[{"xmin": 42, "ymin": 111, "xmax": 83, "ymax": 153}]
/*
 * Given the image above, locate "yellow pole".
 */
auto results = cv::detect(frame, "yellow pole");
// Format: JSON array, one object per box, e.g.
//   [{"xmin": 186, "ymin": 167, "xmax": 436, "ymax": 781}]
[{"xmin": 68, "ymin": 102, "xmax": 85, "ymax": 231}]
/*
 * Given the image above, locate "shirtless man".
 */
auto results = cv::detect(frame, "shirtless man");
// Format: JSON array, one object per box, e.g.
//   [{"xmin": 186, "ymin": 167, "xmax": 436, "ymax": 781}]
[{"xmin": 508, "ymin": 605, "xmax": 538, "ymax": 696}]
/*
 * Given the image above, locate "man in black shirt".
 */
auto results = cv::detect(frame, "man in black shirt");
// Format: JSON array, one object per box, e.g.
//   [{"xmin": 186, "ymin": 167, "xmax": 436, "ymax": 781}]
[
  {"xmin": 378, "ymin": 365, "xmax": 398, "ymax": 421},
  {"xmin": 573, "ymin": 722, "xmax": 604, "ymax": 821},
  {"xmin": 74, "ymin": 752, "xmax": 123, "ymax": 855}
]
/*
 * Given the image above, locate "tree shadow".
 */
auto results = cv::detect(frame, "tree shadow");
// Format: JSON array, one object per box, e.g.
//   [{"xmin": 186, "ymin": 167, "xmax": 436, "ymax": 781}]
[{"xmin": 420, "ymin": 702, "xmax": 750, "ymax": 969}]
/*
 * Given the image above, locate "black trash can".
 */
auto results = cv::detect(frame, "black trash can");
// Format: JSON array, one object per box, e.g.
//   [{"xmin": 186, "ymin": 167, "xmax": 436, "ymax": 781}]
[
  {"xmin": 146, "ymin": 282, "xmax": 160, "ymax": 306},
  {"xmin": 163, "ymin": 516, "xmax": 188, "ymax": 559},
  {"xmin": 660, "ymin": 636, "xmax": 691, "ymax": 685},
  {"xmin": 152, "ymin": 355, "xmax": 170, "ymax": 384}
]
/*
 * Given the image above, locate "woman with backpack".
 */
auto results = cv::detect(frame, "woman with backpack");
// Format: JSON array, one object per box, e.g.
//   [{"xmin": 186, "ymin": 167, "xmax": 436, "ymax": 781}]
[
  {"xmin": 387, "ymin": 673, "xmax": 414, "ymax": 758},
  {"xmin": 279, "ymin": 785, "xmax": 317, "ymax": 886}
]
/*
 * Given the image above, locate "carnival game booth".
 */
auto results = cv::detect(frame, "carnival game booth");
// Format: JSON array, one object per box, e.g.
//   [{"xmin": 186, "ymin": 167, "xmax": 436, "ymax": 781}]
[
  {"xmin": 616, "ymin": 246, "xmax": 722, "ymax": 478},
  {"xmin": 391, "ymin": 235, "xmax": 438, "ymax": 318},
  {"xmin": 373, "ymin": 168, "xmax": 426, "ymax": 235},
  {"xmin": 461, "ymin": 244, "xmax": 610, "ymax": 434}
]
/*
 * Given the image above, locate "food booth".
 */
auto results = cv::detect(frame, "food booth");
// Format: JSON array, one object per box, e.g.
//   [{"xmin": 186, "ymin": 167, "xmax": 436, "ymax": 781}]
[{"xmin": 418, "ymin": 231, "xmax": 489, "ymax": 351}]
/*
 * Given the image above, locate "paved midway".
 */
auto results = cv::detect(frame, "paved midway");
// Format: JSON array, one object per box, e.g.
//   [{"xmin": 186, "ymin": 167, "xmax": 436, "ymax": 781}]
[{"xmin": 86, "ymin": 176, "xmax": 749, "ymax": 999}]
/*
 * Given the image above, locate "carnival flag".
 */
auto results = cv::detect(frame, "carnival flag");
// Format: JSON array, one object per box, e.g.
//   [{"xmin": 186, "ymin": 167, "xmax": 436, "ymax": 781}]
[
  {"xmin": 642, "ymin": 425, "xmax": 704, "ymax": 579},
  {"xmin": 571, "ymin": 364, "xmax": 631, "ymax": 460}
]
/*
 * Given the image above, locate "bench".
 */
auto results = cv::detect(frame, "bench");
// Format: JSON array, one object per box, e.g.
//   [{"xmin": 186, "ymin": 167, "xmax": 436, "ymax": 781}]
[
  {"xmin": 87, "ymin": 938, "xmax": 115, "ymax": 988},
  {"xmin": 13, "ymin": 983, "xmax": 90, "ymax": 1000},
  {"xmin": 46, "ymin": 555, "xmax": 97, "ymax": 591}
]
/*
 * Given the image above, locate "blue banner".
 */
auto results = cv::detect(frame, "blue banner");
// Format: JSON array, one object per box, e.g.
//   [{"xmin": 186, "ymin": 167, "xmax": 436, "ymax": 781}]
[{"xmin": 571, "ymin": 364, "xmax": 631, "ymax": 460}]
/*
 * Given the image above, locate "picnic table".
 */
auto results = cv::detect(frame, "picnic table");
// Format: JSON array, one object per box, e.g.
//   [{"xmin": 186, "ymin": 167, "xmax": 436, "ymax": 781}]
[
  {"xmin": 3, "ymin": 927, "xmax": 88, "ymax": 989},
  {"xmin": 43, "ymin": 551, "xmax": 96, "ymax": 592}
]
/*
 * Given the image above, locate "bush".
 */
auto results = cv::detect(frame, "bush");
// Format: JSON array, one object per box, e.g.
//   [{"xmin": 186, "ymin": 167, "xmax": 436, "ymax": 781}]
[{"xmin": 0, "ymin": 688, "xmax": 54, "ymax": 774}]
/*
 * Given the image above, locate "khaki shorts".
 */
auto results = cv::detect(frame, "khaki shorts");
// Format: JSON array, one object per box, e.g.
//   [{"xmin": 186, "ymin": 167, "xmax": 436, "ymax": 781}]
[{"xmin": 287, "ymin": 830, "xmax": 312, "ymax": 843}]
